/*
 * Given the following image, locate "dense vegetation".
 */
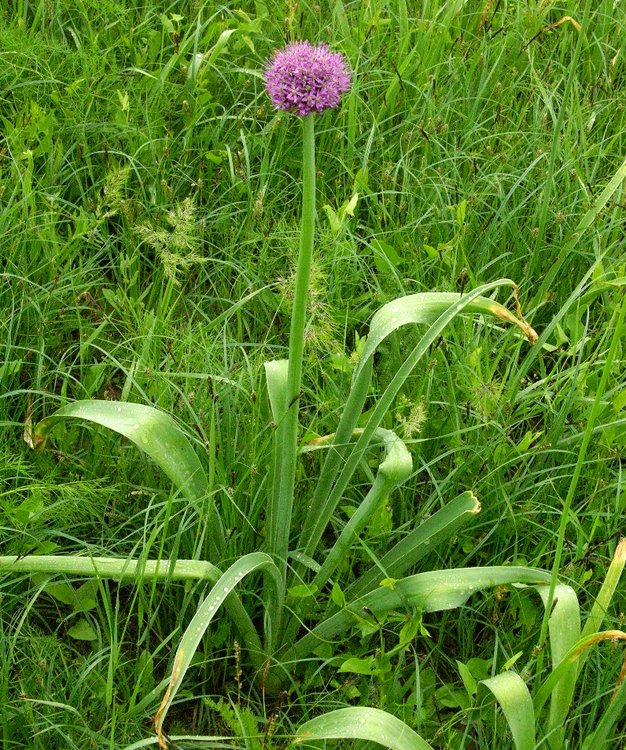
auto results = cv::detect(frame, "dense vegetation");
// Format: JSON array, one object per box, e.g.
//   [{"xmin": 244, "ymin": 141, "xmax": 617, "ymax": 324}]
[{"xmin": 1, "ymin": 1, "xmax": 625, "ymax": 748}]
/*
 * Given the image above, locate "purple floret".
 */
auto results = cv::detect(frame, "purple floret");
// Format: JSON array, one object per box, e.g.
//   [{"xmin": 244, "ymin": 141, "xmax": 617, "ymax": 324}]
[{"xmin": 264, "ymin": 41, "xmax": 351, "ymax": 116}]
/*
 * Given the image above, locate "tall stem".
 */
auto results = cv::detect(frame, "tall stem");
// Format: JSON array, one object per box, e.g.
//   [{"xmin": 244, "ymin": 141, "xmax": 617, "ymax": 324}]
[{"xmin": 268, "ymin": 115, "xmax": 316, "ymax": 579}]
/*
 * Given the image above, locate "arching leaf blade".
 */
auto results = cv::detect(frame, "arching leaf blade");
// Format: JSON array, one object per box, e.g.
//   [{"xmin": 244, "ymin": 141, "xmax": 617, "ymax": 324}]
[
  {"xmin": 481, "ymin": 671, "xmax": 535, "ymax": 750},
  {"xmin": 294, "ymin": 707, "xmax": 434, "ymax": 750},
  {"xmin": 283, "ymin": 566, "xmax": 552, "ymax": 664},
  {"xmin": 154, "ymin": 552, "xmax": 283, "ymax": 748},
  {"xmin": 35, "ymin": 400, "xmax": 209, "ymax": 504}
]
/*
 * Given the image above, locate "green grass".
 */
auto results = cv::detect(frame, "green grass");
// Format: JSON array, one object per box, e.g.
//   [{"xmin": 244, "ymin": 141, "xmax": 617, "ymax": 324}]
[{"xmin": 1, "ymin": 0, "xmax": 625, "ymax": 748}]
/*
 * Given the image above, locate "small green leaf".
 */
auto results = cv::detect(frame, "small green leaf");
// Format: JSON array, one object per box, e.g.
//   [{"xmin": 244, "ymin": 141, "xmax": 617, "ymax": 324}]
[
  {"xmin": 67, "ymin": 619, "xmax": 98, "ymax": 641},
  {"xmin": 75, "ymin": 580, "xmax": 98, "ymax": 612},
  {"xmin": 457, "ymin": 660, "xmax": 477, "ymax": 698},
  {"xmin": 372, "ymin": 239, "xmax": 403, "ymax": 273},
  {"xmin": 323, "ymin": 204, "xmax": 341, "ymax": 233},
  {"xmin": 338, "ymin": 657, "xmax": 377, "ymax": 675},
  {"xmin": 379, "ymin": 577, "xmax": 397, "ymax": 590},
  {"xmin": 45, "ymin": 582, "xmax": 77, "ymax": 607},
  {"xmin": 330, "ymin": 582, "xmax": 346, "ymax": 608},
  {"xmin": 287, "ymin": 584, "xmax": 318, "ymax": 600}
]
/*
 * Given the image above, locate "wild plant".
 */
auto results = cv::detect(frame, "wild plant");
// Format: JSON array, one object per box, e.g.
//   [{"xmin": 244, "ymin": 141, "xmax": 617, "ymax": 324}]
[{"xmin": 2, "ymin": 39, "xmax": 625, "ymax": 750}]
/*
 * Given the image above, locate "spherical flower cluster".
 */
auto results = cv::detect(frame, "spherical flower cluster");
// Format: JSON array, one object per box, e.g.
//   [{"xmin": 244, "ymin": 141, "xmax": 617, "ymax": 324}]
[{"xmin": 264, "ymin": 41, "xmax": 351, "ymax": 116}]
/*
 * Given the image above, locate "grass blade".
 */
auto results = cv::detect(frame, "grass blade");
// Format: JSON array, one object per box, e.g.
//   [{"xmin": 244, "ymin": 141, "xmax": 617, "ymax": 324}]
[
  {"xmin": 294, "ymin": 707, "xmax": 434, "ymax": 750},
  {"xmin": 481, "ymin": 671, "xmax": 535, "ymax": 750},
  {"xmin": 582, "ymin": 667, "xmax": 626, "ymax": 750},
  {"xmin": 534, "ymin": 630, "xmax": 626, "ymax": 716},
  {"xmin": 581, "ymin": 538, "xmax": 626, "ymax": 644}
]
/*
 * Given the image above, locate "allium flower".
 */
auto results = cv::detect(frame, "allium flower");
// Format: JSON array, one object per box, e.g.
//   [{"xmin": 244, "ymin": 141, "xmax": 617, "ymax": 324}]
[{"xmin": 264, "ymin": 41, "xmax": 351, "ymax": 116}]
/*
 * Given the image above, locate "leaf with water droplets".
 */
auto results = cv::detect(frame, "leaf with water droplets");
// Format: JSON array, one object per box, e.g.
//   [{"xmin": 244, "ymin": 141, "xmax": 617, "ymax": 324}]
[
  {"xmin": 154, "ymin": 552, "xmax": 283, "ymax": 748},
  {"xmin": 35, "ymin": 400, "xmax": 208, "ymax": 502},
  {"xmin": 295, "ymin": 707, "xmax": 434, "ymax": 750},
  {"xmin": 33, "ymin": 400, "xmax": 224, "ymax": 557},
  {"xmin": 284, "ymin": 566, "xmax": 553, "ymax": 665},
  {"xmin": 480, "ymin": 672, "xmax": 535, "ymax": 750},
  {"xmin": 358, "ymin": 289, "xmax": 537, "ymax": 377}
]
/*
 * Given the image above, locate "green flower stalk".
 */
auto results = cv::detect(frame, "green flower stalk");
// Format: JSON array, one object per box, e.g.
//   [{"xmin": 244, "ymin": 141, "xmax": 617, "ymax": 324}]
[{"xmin": 263, "ymin": 43, "xmax": 351, "ymax": 578}]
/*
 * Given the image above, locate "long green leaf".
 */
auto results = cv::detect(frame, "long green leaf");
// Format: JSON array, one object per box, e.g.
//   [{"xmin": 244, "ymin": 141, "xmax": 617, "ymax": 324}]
[
  {"xmin": 481, "ymin": 672, "xmax": 535, "ymax": 750},
  {"xmin": 154, "ymin": 553, "xmax": 283, "ymax": 748},
  {"xmin": 536, "ymin": 584, "xmax": 581, "ymax": 750},
  {"xmin": 299, "ymin": 282, "xmax": 536, "ymax": 569},
  {"xmin": 346, "ymin": 490, "xmax": 481, "ymax": 599},
  {"xmin": 282, "ymin": 566, "xmax": 552, "ymax": 665},
  {"xmin": 294, "ymin": 707, "xmax": 434, "ymax": 750},
  {"xmin": 534, "ymin": 630, "xmax": 626, "ymax": 716},
  {"xmin": 0, "ymin": 555, "xmax": 220, "ymax": 582},
  {"xmin": 34, "ymin": 400, "xmax": 224, "ymax": 560}
]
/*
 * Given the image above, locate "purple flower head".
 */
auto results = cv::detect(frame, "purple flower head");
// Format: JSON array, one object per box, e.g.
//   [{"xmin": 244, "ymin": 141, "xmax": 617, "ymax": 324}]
[{"xmin": 264, "ymin": 41, "xmax": 351, "ymax": 116}]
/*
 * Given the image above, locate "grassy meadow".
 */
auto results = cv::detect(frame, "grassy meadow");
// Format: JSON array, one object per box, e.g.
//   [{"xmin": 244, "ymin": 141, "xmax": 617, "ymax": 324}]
[{"xmin": 1, "ymin": 0, "xmax": 625, "ymax": 748}]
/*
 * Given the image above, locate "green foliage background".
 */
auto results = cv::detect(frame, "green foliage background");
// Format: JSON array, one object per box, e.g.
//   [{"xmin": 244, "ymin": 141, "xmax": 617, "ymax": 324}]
[{"xmin": 1, "ymin": 0, "xmax": 624, "ymax": 747}]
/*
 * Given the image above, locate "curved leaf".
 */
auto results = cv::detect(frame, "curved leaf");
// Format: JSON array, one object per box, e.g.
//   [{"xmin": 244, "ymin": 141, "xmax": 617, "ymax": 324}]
[
  {"xmin": 294, "ymin": 707, "xmax": 434, "ymax": 750},
  {"xmin": 35, "ymin": 400, "xmax": 208, "ymax": 501},
  {"xmin": 154, "ymin": 552, "xmax": 284, "ymax": 749},
  {"xmin": 481, "ymin": 671, "xmax": 535, "ymax": 750},
  {"xmin": 358, "ymin": 291, "xmax": 537, "ymax": 379},
  {"xmin": 283, "ymin": 566, "xmax": 552, "ymax": 664},
  {"xmin": 34, "ymin": 400, "xmax": 224, "ymax": 559},
  {"xmin": 0, "ymin": 553, "xmax": 264, "ymax": 688}
]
